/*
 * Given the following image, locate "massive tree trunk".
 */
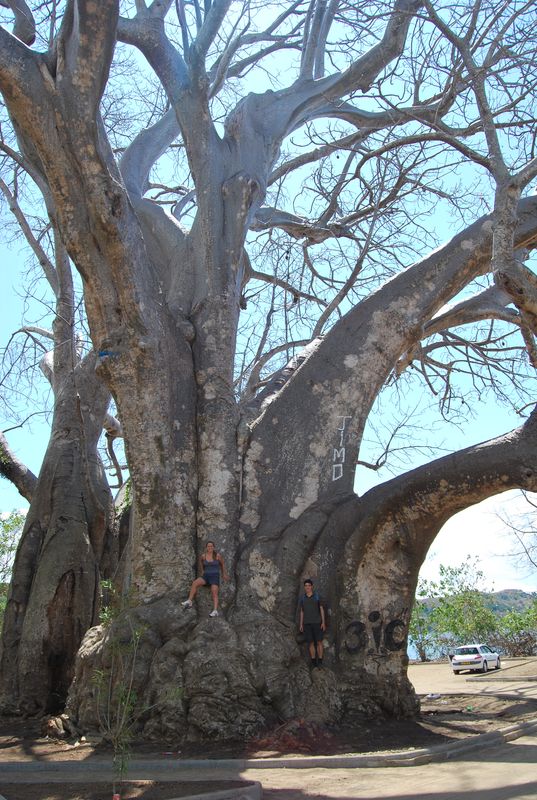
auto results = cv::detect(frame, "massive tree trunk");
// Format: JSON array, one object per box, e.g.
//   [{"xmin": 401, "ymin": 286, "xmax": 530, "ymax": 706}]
[
  {"xmin": 0, "ymin": 349, "xmax": 115, "ymax": 714},
  {"xmin": 65, "ymin": 409, "xmax": 537, "ymax": 740},
  {"xmin": 0, "ymin": 0, "xmax": 536, "ymax": 738},
  {"xmin": 0, "ymin": 214, "xmax": 117, "ymax": 714}
]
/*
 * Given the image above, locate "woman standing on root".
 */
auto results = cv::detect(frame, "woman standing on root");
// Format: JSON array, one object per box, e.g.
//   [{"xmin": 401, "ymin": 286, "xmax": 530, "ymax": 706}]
[{"xmin": 182, "ymin": 541, "xmax": 229, "ymax": 617}]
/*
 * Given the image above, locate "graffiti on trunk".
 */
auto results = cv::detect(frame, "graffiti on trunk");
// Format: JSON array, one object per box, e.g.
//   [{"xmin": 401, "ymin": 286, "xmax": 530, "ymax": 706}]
[
  {"xmin": 344, "ymin": 610, "xmax": 407, "ymax": 654},
  {"xmin": 332, "ymin": 415, "xmax": 351, "ymax": 481}
]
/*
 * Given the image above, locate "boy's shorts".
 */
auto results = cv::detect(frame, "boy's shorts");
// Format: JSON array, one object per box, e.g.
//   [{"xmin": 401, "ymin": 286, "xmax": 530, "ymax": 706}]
[{"xmin": 304, "ymin": 623, "xmax": 322, "ymax": 643}]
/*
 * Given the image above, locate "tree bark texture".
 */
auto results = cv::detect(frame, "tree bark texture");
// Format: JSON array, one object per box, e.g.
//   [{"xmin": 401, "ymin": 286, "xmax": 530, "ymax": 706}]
[
  {"xmin": 0, "ymin": 352, "xmax": 116, "ymax": 713},
  {"xmin": 66, "ymin": 408, "xmax": 537, "ymax": 739},
  {"xmin": 0, "ymin": 0, "xmax": 536, "ymax": 737}
]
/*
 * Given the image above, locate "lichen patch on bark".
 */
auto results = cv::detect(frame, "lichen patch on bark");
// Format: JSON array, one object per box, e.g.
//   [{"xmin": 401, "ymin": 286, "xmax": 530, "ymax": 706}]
[
  {"xmin": 289, "ymin": 469, "xmax": 321, "ymax": 519},
  {"xmin": 248, "ymin": 550, "xmax": 280, "ymax": 611},
  {"xmin": 343, "ymin": 354, "xmax": 360, "ymax": 368}
]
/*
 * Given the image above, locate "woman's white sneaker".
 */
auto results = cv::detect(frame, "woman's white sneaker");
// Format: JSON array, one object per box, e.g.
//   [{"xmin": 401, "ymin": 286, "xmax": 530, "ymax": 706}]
[
  {"xmin": 181, "ymin": 599, "xmax": 193, "ymax": 609},
  {"xmin": 209, "ymin": 609, "xmax": 218, "ymax": 617}
]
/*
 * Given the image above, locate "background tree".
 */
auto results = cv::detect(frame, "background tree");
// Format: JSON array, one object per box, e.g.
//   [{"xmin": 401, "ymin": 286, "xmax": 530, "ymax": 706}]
[
  {"xmin": 408, "ymin": 576, "xmax": 437, "ymax": 662},
  {"xmin": 430, "ymin": 561, "xmax": 498, "ymax": 650},
  {"xmin": 0, "ymin": 0, "xmax": 536, "ymax": 738},
  {"xmin": 0, "ymin": 510, "xmax": 24, "ymax": 626},
  {"xmin": 490, "ymin": 602, "xmax": 537, "ymax": 657},
  {"xmin": 412, "ymin": 560, "xmax": 497, "ymax": 657},
  {"xmin": 409, "ymin": 561, "xmax": 536, "ymax": 659}
]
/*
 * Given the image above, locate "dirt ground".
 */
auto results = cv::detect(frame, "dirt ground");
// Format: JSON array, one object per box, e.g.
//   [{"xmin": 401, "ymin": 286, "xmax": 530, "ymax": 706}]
[
  {"xmin": 1, "ymin": 658, "xmax": 536, "ymax": 800},
  {"xmin": 0, "ymin": 781, "xmax": 252, "ymax": 800}
]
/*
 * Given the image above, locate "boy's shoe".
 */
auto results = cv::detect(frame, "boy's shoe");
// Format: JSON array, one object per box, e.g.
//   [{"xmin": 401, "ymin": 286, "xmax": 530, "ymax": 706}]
[
  {"xmin": 181, "ymin": 599, "xmax": 193, "ymax": 609},
  {"xmin": 209, "ymin": 609, "xmax": 219, "ymax": 617}
]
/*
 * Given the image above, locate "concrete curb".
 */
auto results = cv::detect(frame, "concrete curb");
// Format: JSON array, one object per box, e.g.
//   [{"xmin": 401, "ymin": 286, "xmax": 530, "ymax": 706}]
[
  {"xmin": 1, "ymin": 717, "xmax": 536, "ymax": 777},
  {"xmin": 465, "ymin": 675, "xmax": 537, "ymax": 682},
  {"xmin": 423, "ymin": 691, "xmax": 537, "ymax": 701},
  {"xmin": 172, "ymin": 784, "xmax": 262, "ymax": 800}
]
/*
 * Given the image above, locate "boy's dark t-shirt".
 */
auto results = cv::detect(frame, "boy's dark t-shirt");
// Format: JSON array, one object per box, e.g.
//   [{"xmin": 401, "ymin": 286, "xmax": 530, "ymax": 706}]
[{"xmin": 301, "ymin": 593, "xmax": 322, "ymax": 624}]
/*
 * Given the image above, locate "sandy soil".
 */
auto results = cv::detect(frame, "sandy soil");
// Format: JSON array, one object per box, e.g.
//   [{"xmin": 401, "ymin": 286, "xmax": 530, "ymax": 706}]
[{"xmin": 0, "ymin": 781, "xmax": 251, "ymax": 800}]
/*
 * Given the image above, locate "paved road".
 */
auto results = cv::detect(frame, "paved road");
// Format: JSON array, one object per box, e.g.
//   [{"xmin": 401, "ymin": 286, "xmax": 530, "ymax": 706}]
[
  {"xmin": 408, "ymin": 659, "xmax": 537, "ymax": 699},
  {"xmin": 237, "ymin": 733, "xmax": 537, "ymax": 799}
]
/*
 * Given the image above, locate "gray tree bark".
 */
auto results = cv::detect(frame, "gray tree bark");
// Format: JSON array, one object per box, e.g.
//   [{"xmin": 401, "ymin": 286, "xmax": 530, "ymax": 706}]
[
  {"xmin": 0, "ymin": 224, "xmax": 117, "ymax": 713},
  {"xmin": 0, "ymin": 0, "xmax": 536, "ymax": 738}
]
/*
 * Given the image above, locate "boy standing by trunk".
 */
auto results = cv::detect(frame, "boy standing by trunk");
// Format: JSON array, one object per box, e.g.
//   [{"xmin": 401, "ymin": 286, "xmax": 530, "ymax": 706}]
[{"xmin": 299, "ymin": 578, "xmax": 326, "ymax": 668}]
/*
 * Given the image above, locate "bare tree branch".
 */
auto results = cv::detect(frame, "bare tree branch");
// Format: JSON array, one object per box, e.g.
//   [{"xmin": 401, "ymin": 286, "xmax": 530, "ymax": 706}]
[
  {"xmin": 0, "ymin": 0, "xmax": 35, "ymax": 45},
  {"xmin": 300, "ymin": 0, "xmax": 328, "ymax": 80},
  {"xmin": 17, "ymin": 326, "xmax": 54, "ymax": 343},
  {"xmin": 350, "ymin": 403, "xmax": 537, "ymax": 572},
  {"xmin": 293, "ymin": 0, "xmax": 424, "ymax": 119},
  {"xmin": 190, "ymin": 0, "xmax": 232, "ymax": 71},
  {"xmin": 0, "ymin": 177, "xmax": 59, "ymax": 296},
  {"xmin": 496, "ymin": 260, "xmax": 537, "ymax": 330},
  {"xmin": 120, "ymin": 108, "xmax": 178, "ymax": 196},
  {"xmin": 0, "ymin": 430, "xmax": 37, "ymax": 501},
  {"xmin": 314, "ymin": 0, "xmax": 340, "ymax": 79},
  {"xmin": 251, "ymin": 206, "xmax": 355, "ymax": 243},
  {"xmin": 117, "ymin": 11, "xmax": 190, "ymax": 98}
]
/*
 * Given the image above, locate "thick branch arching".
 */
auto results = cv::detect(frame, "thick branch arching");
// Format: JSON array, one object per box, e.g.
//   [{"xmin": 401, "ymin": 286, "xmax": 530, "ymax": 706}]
[
  {"xmin": 335, "ymin": 405, "xmax": 537, "ymax": 641},
  {"xmin": 355, "ymin": 403, "xmax": 537, "ymax": 566},
  {"xmin": 241, "ymin": 197, "xmax": 537, "ymax": 534}
]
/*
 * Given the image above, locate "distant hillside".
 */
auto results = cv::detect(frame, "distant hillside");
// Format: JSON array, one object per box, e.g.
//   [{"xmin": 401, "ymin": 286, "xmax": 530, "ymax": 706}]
[
  {"xmin": 483, "ymin": 589, "xmax": 536, "ymax": 615},
  {"xmin": 416, "ymin": 589, "xmax": 536, "ymax": 615}
]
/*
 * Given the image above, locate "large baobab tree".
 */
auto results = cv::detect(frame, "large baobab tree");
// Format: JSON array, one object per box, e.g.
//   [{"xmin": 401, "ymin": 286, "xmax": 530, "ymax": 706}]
[{"xmin": 1, "ymin": 0, "xmax": 537, "ymax": 738}]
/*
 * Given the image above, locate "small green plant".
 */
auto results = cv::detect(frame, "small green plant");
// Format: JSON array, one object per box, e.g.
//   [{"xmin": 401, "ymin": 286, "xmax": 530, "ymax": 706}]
[
  {"xmin": 99, "ymin": 578, "xmax": 119, "ymax": 626},
  {"xmin": 94, "ymin": 582, "xmax": 143, "ymax": 797},
  {"xmin": 94, "ymin": 619, "xmax": 142, "ymax": 795},
  {"xmin": 94, "ymin": 582, "xmax": 183, "ymax": 798}
]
